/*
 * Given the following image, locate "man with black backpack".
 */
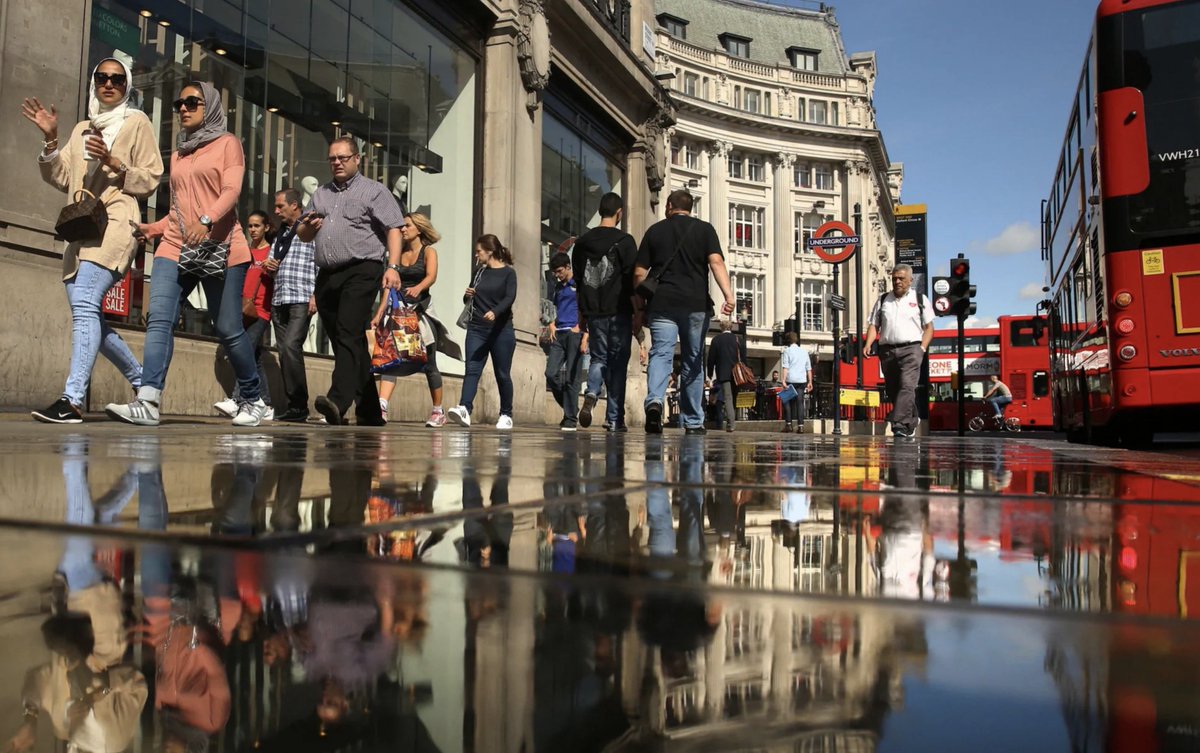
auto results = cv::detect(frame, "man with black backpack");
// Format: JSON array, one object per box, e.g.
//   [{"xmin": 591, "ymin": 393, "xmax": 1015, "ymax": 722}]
[
  {"xmin": 863, "ymin": 263, "xmax": 934, "ymax": 438},
  {"xmin": 634, "ymin": 189, "xmax": 736, "ymax": 435},
  {"xmin": 572, "ymin": 193, "xmax": 639, "ymax": 432}
]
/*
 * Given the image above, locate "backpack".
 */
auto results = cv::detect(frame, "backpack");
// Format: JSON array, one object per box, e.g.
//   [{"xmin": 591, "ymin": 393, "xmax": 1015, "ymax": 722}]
[
  {"xmin": 874, "ymin": 290, "xmax": 931, "ymax": 328},
  {"xmin": 581, "ymin": 241, "xmax": 620, "ymax": 293}
]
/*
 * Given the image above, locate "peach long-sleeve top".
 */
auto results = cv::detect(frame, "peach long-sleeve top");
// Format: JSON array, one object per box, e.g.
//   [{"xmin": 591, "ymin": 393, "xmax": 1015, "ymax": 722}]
[{"xmin": 144, "ymin": 132, "xmax": 250, "ymax": 267}]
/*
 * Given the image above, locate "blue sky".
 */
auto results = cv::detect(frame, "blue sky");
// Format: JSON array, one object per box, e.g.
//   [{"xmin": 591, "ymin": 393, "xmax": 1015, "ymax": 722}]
[{"xmin": 777, "ymin": 0, "xmax": 1098, "ymax": 327}]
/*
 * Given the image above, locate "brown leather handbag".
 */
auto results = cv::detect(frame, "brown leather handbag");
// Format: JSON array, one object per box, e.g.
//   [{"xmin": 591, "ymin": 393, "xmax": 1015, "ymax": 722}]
[
  {"xmin": 55, "ymin": 188, "xmax": 108, "ymax": 243},
  {"xmin": 732, "ymin": 360, "xmax": 756, "ymax": 389}
]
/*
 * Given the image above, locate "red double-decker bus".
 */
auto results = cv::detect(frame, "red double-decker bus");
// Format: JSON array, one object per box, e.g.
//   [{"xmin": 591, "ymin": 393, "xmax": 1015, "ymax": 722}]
[{"xmin": 1042, "ymin": 0, "xmax": 1200, "ymax": 445}]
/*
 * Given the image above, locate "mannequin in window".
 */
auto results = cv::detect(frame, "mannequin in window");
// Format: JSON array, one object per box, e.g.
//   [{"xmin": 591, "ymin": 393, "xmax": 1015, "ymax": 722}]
[
  {"xmin": 392, "ymin": 175, "xmax": 408, "ymax": 214},
  {"xmin": 301, "ymin": 175, "xmax": 319, "ymax": 208}
]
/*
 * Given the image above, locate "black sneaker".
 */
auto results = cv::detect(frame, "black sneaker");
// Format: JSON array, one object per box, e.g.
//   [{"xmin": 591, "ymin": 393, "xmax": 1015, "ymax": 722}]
[
  {"xmin": 578, "ymin": 394, "xmax": 597, "ymax": 428},
  {"xmin": 645, "ymin": 403, "xmax": 663, "ymax": 434},
  {"xmin": 606, "ymin": 423, "xmax": 628, "ymax": 433},
  {"xmin": 559, "ymin": 419, "xmax": 577, "ymax": 432},
  {"xmin": 314, "ymin": 396, "xmax": 344, "ymax": 426},
  {"xmin": 275, "ymin": 408, "xmax": 310, "ymax": 423},
  {"xmin": 685, "ymin": 426, "xmax": 707, "ymax": 436},
  {"xmin": 32, "ymin": 397, "xmax": 82, "ymax": 424}
]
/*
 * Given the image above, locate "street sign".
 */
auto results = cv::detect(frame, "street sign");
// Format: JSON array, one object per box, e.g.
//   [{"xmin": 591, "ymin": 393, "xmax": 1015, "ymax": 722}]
[
  {"xmin": 827, "ymin": 294, "xmax": 847, "ymax": 311},
  {"xmin": 932, "ymin": 278, "xmax": 950, "ymax": 295},
  {"xmin": 934, "ymin": 296, "xmax": 952, "ymax": 315},
  {"xmin": 808, "ymin": 221, "xmax": 859, "ymax": 264}
]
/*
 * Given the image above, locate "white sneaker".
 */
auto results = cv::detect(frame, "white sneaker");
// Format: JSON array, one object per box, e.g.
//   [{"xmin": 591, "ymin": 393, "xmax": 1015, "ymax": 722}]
[
  {"xmin": 232, "ymin": 399, "xmax": 269, "ymax": 427},
  {"xmin": 496, "ymin": 415, "xmax": 513, "ymax": 430},
  {"xmin": 447, "ymin": 405, "xmax": 471, "ymax": 427},
  {"xmin": 213, "ymin": 398, "xmax": 238, "ymax": 418},
  {"xmin": 105, "ymin": 398, "xmax": 160, "ymax": 427},
  {"xmin": 263, "ymin": 406, "xmax": 274, "ymax": 422}
]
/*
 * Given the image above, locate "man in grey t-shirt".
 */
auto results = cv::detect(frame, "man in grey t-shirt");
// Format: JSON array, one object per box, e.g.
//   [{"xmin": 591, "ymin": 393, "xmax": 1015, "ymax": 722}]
[{"xmin": 296, "ymin": 136, "xmax": 404, "ymax": 426}]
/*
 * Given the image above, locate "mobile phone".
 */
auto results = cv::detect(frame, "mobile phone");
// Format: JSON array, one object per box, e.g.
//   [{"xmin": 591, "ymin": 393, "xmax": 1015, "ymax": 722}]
[
  {"xmin": 127, "ymin": 219, "xmax": 146, "ymax": 239},
  {"xmin": 303, "ymin": 211, "xmax": 326, "ymax": 221}
]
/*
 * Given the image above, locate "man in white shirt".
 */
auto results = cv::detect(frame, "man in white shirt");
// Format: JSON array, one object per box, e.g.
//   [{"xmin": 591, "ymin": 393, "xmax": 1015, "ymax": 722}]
[
  {"xmin": 864, "ymin": 264, "xmax": 934, "ymax": 438},
  {"xmin": 779, "ymin": 332, "xmax": 813, "ymax": 433}
]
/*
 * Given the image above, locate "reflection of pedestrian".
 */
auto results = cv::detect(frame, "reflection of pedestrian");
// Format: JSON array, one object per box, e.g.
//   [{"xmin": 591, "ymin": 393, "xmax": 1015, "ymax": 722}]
[
  {"xmin": 864, "ymin": 264, "xmax": 933, "ymax": 438},
  {"xmin": 25, "ymin": 57, "xmax": 161, "ymax": 424},
  {"xmin": 635, "ymin": 190, "xmax": 736, "ymax": 434},
  {"xmin": 779, "ymin": 332, "xmax": 813, "ymax": 433}
]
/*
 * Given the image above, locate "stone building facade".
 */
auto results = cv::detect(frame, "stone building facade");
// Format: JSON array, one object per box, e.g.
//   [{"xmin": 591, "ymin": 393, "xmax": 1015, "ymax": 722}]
[
  {"xmin": 0, "ymin": 0, "xmax": 666, "ymax": 424},
  {"xmin": 655, "ymin": 0, "xmax": 904, "ymax": 379}
]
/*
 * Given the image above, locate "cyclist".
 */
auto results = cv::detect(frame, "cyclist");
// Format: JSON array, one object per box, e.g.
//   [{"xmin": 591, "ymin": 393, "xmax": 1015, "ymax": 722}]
[{"xmin": 982, "ymin": 375, "xmax": 1012, "ymax": 419}]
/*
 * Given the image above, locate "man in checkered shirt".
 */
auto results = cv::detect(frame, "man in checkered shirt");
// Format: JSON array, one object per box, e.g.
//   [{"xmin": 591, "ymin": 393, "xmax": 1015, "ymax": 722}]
[{"xmin": 263, "ymin": 188, "xmax": 317, "ymax": 422}]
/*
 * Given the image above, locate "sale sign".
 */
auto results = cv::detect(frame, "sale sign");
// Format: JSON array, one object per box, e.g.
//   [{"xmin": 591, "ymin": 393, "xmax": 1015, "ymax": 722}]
[{"xmin": 102, "ymin": 272, "xmax": 131, "ymax": 316}]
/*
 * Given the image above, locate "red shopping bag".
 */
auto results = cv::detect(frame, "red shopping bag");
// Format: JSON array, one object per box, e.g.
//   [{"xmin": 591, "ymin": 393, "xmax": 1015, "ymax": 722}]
[{"xmin": 372, "ymin": 290, "xmax": 427, "ymax": 376}]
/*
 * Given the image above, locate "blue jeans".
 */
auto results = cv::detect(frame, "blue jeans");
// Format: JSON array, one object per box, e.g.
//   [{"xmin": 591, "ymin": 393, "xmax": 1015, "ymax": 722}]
[
  {"xmin": 586, "ymin": 314, "xmax": 632, "ymax": 427},
  {"xmin": 987, "ymin": 395, "xmax": 1012, "ymax": 417},
  {"xmin": 62, "ymin": 261, "xmax": 142, "ymax": 405},
  {"xmin": 460, "ymin": 324, "xmax": 515, "ymax": 416},
  {"xmin": 545, "ymin": 329, "xmax": 583, "ymax": 424},
  {"xmin": 233, "ymin": 316, "xmax": 272, "ymax": 406},
  {"xmin": 141, "ymin": 257, "xmax": 260, "ymax": 403},
  {"xmin": 646, "ymin": 311, "xmax": 710, "ymax": 429}
]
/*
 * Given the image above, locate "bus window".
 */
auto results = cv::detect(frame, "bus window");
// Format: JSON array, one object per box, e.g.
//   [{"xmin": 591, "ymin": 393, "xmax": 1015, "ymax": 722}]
[
  {"xmin": 1033, "ymin": 371, "xmax": 1049, "ymax": 398},
  {"xmin": 1010, "ymin": 321, "xmax": 1046, "ymax": 348}
]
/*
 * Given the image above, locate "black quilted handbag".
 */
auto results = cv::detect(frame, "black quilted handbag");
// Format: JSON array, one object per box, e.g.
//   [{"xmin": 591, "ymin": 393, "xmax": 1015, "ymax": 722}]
[
  {"xmin": 174, "ymin": 196, "xmax": 229, "ymax": 278},
  {"xmin": 55, "ymin": 189, "xmax": 108, "ymax": 243}
]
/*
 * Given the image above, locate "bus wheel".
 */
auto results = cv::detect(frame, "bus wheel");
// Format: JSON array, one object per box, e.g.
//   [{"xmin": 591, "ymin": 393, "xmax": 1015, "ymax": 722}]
[{"xmin": 1066, "ymin": 427, "xmax": 1087, "ymax": 444}]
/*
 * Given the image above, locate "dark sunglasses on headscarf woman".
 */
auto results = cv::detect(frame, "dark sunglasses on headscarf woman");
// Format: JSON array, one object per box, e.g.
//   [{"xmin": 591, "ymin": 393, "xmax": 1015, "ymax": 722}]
[
  {"xmin": 93, "ymin": 72, "xmax": 128, "ymax": 87},
  {"xmin": 172, "ymin": 95, "xmax": 204, "ymax": 112}
]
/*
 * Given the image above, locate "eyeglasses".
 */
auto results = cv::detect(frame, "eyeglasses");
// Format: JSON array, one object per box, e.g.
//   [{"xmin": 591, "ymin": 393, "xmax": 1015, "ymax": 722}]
[
  {"xmin": 93, "ymin": 72, "xmax": 128, "ymax": 87},
  {"xmin": 327, "ymin": 154, "xmax": 357, "ymax": 164},
  {"xmin": 172, "ymin": 96, "xmax": 204, "ymax": 112}
]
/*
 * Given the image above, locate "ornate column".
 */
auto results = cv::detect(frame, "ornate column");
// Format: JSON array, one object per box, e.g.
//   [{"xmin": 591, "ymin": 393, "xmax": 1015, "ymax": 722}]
[
  {"xmin": 706, "ymin": 141, "xmax": 732, "ymax": 308},
  {"xmin": 771, "ymin": 153, "xmax": 796, "ymax": 326}
]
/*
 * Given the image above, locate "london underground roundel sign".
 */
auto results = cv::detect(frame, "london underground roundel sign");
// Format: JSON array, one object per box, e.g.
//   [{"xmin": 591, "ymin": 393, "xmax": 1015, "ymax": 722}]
[{"xmin": 808, "ymin": 221, "xmax": 860, "ymax": 264}]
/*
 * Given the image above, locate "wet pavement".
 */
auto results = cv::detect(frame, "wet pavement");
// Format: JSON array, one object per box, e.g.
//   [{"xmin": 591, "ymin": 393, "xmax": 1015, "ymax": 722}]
[{"xmin": 2, "ymin": 419, "xmax": 1200, "ymax": 752}]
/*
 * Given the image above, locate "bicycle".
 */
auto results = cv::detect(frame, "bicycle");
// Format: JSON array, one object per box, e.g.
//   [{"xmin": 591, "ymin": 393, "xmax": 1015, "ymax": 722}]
[{"xmin": 968, "ymin": 407, "xmax": 1021, "ymax": 433}]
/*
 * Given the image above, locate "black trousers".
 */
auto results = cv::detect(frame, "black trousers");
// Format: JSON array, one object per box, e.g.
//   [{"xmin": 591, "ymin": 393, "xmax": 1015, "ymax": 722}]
[
  {"xmin": 272, "ymin": 303, "xmax": 312, "ymax": 413},
  {"xmin": 784, "ymin": 384, "xmax": 807, "ymax": 424},
  {"xmin": 315, "ymin": 259, "xmax": 383, "ymax": 420}
]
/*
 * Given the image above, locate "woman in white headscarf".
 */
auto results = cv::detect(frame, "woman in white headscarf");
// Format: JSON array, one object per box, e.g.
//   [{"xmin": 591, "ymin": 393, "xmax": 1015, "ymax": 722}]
[{"xmin": 23, "ymin": 57, "xmax": 163, "ymax": 424}]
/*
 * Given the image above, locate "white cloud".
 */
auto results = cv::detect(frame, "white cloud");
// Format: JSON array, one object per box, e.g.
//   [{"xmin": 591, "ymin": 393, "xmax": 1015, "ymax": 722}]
[
  {"xmin": 962, "ymin": 315, "xmax": 999, "ymax": 328},
  {"xmin": 1017, "ymin": 282, "xmax": 1045, "ymax": 300},
  {"xmin": 971, "ymin": 221, "xmax": 1040, "ymax": 256}
]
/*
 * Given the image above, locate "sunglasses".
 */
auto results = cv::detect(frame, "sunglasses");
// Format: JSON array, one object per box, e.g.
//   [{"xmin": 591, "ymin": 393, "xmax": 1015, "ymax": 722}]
[
  {"xmin": 327, "ymin": 154, "xmax": 357, "ymax": 164},
  {"xmin": 93, "ymin": 72, "xmax": 128, "ymax": 87},
  {"xmin": 172, "ymin": 95, "xmax": 205, "ymax": 112}
]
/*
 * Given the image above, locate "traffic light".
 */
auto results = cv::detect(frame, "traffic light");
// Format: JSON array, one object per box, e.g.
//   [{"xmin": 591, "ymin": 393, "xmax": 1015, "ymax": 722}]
[{"xmin": 932, "ymin": 254, "xmax": 977, "ymax": 317}]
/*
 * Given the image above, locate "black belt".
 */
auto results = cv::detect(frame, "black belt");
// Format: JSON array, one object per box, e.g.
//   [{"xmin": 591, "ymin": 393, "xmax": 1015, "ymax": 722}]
[{"xmin": 879, "ymin": 341, "xmax": 921, "ymax": 348}]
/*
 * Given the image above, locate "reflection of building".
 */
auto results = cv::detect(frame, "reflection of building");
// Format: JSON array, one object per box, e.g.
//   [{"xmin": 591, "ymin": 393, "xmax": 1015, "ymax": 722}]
[
  {"xmin": 655, "ymin": 0, "xmax": 902, "ymax": 379},
  {"xmin": 5, "ymin": 0, "xmax": 665, "ymax": 421}
]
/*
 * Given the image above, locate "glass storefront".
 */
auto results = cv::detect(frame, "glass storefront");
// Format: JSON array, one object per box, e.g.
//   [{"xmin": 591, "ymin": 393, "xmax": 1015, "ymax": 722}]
[
  {"xmin": 90, "ymin": 0, "xmax": 478, "ymax": 363},
  {"xmin": 539, "ymin": 82, "xmax": 626, "ymax": 305}
]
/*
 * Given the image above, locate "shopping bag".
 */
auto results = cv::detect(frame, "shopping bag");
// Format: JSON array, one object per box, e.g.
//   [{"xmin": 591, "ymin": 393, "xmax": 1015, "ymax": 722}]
[{"xmin": 371, "ymin": 290, "xmax": 428, "ymax": 376}]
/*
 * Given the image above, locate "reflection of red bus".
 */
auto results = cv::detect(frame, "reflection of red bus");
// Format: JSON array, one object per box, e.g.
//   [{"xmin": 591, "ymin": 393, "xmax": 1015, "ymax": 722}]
[
  {"xmin": 842, "ymin": 315, "xmax": 1052, "ymax": 431},
  {"xmin": 1042, "ymin": 0, "xmax": 1200, "ymax": 446}
]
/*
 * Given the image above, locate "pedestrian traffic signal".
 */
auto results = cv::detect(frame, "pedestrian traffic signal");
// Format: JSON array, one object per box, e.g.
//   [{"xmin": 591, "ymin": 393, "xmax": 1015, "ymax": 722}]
[{"xmin": 932, "ymin": 255, "xmax": 977, "ymax": 317}]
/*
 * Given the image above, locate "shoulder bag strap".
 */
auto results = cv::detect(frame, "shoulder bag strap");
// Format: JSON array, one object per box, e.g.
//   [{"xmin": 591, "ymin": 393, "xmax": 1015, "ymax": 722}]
[{"xmin": 651, "ymin": 219, "xmax": 697, "ymax": 284}]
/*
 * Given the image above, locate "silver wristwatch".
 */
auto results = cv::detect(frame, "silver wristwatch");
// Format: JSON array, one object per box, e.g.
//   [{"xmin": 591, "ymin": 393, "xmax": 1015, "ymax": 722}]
[{"xmin": 199, "ymin": 215, "xmax": 213, "ymax": 228}]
